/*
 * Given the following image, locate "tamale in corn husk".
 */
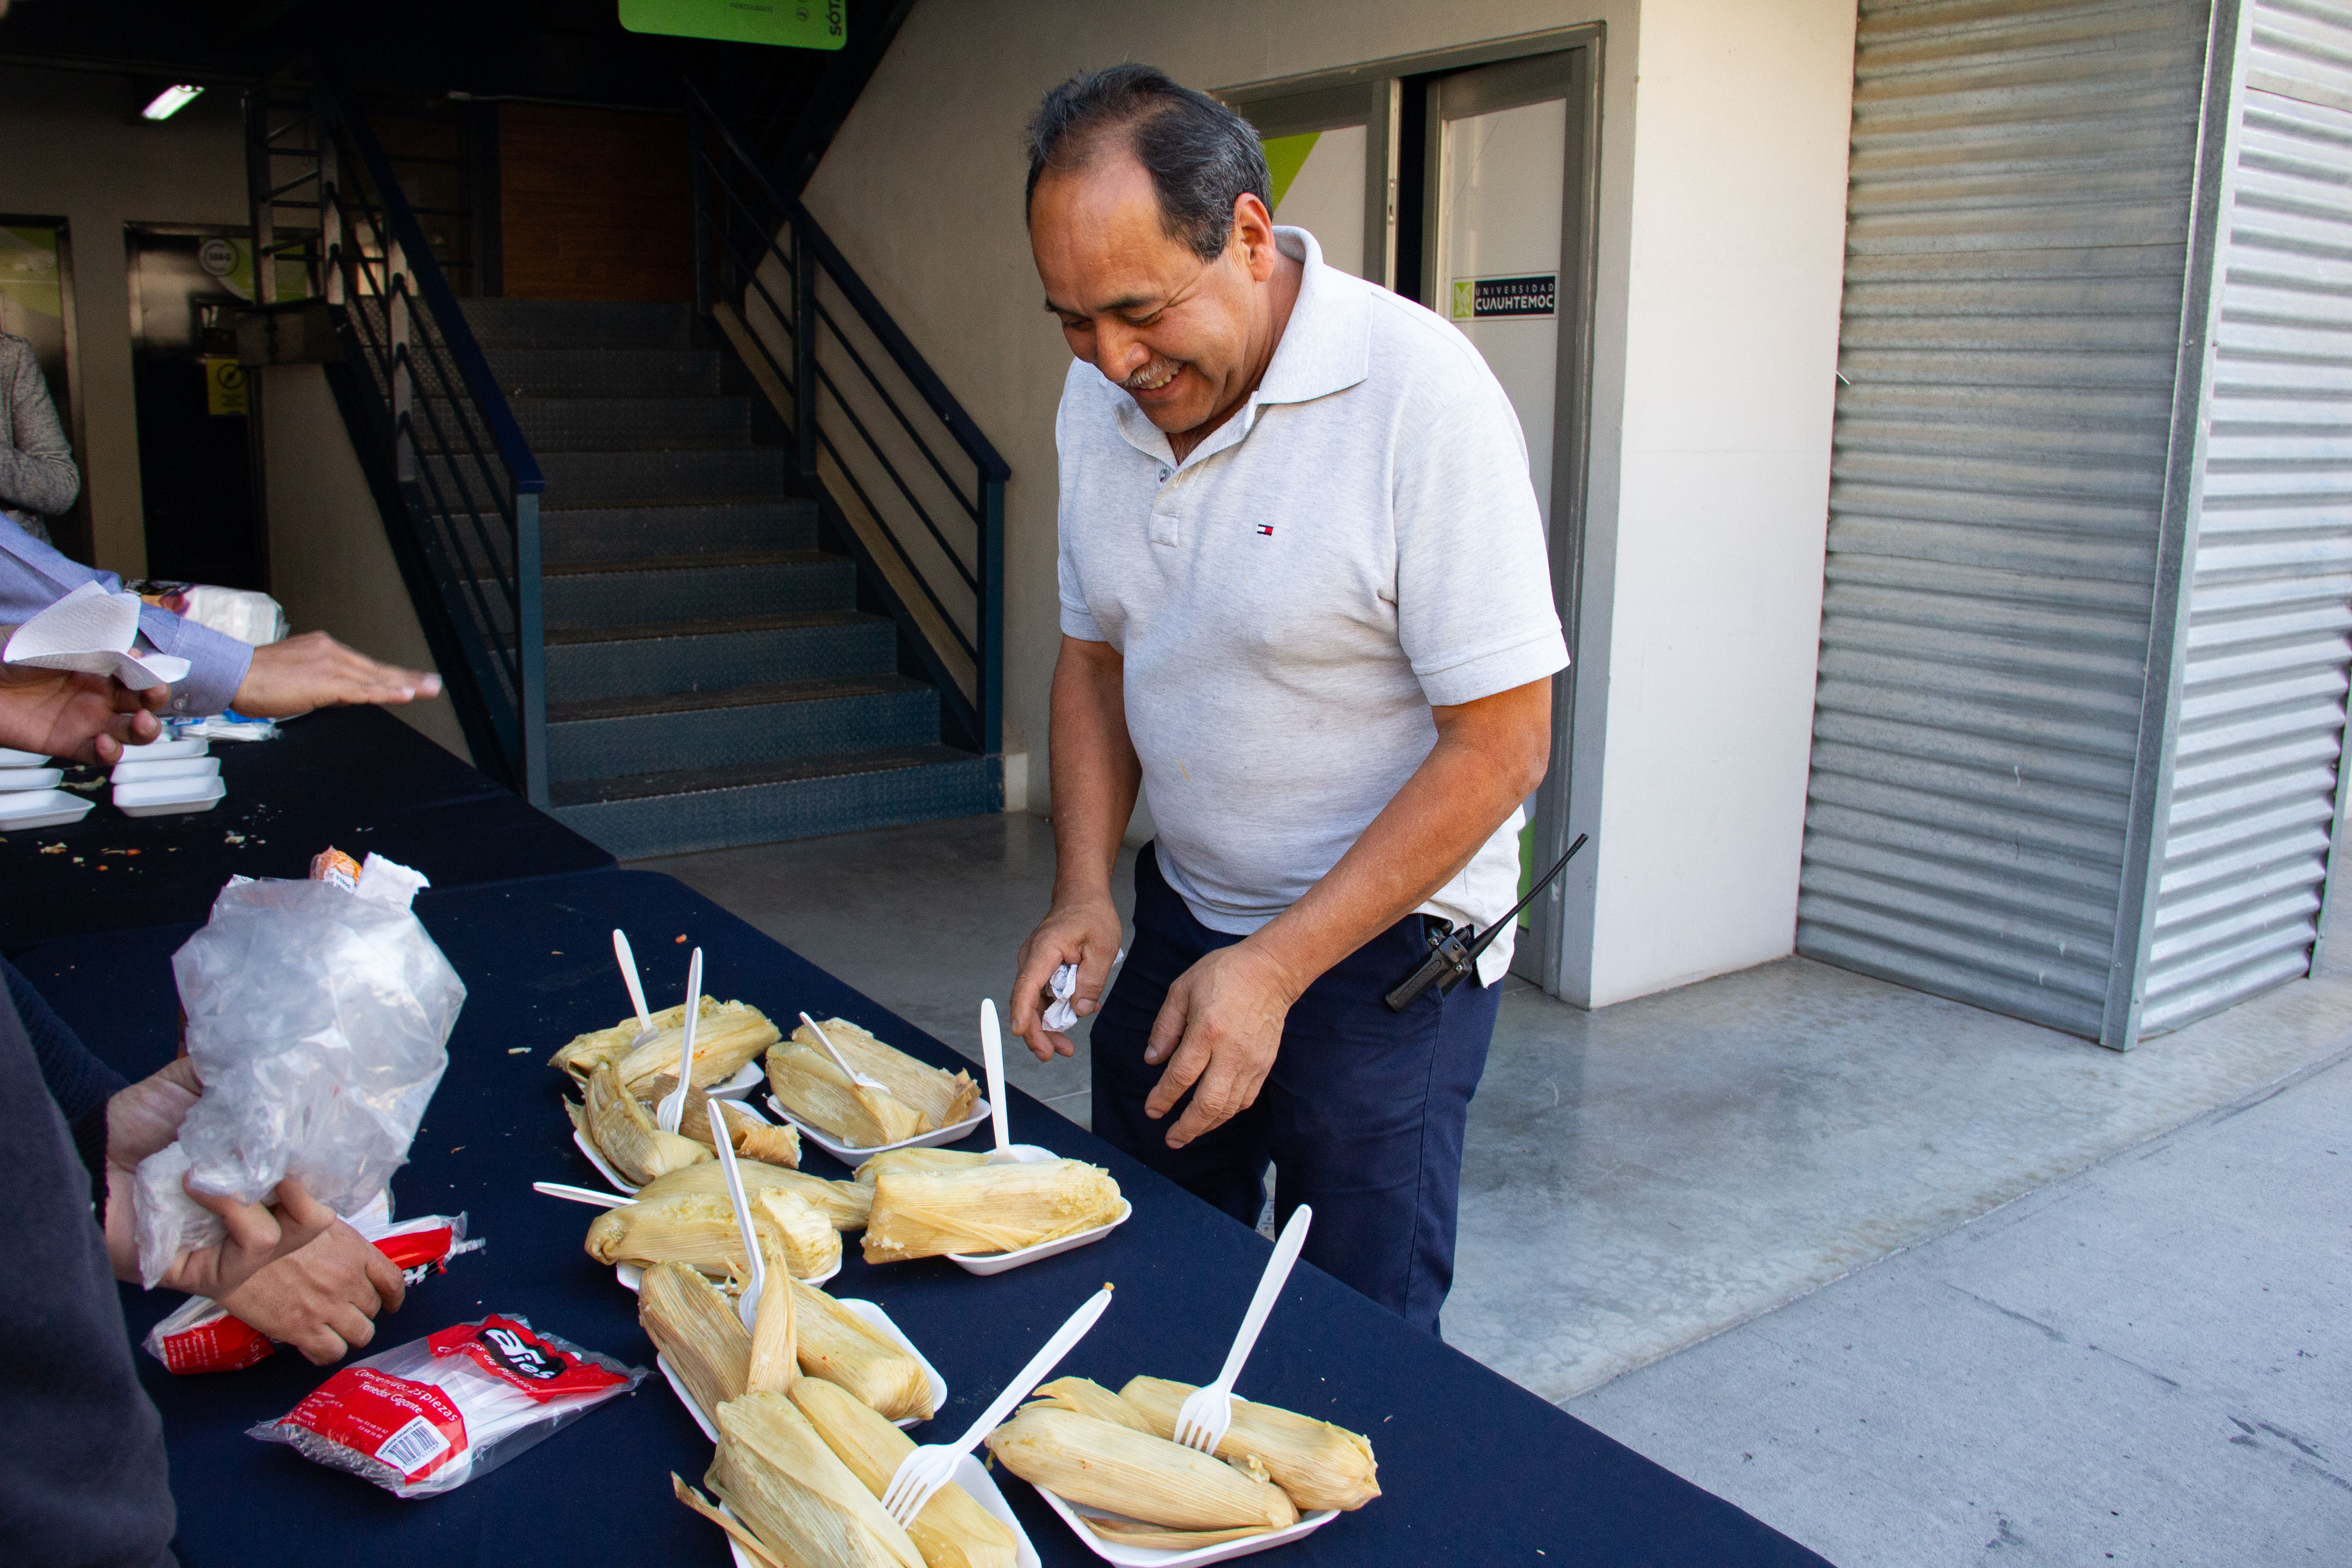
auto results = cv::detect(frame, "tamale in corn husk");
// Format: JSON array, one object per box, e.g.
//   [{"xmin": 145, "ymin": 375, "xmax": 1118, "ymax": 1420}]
[
  {"xmin": 1117, "ymin": 1376, "xmax": 1380, "ymax": 1511},
  {"xmin": 675, "ymin": 1087, "xmax": 802, "ymax": 1167},
  {"xmin": 613, "ymin": 998, "xmax": 781, "ymax": 1097},
  {"xmin": 788, "ymin": 1017, "xmax": 979, "ymax": 1129},
  {"xmin": 571, "ymin": 1061, "xmax": 711, "ymax": 1186},
  {"xmin": 793, "ymin": 1278, "xmax": 934, "ymax": 1421},
  {"xmin": 641, "ymin": 1261, "xmax": 748, "ymax": 1420},
  {"xmin": 746, "ymin": 1254, "xmax": 795, "ymax": 1396},
  {"xmin": 790, "ymin": 1377, "xmax": 1017, "ymax": 1568},
  {"xmin": 862, "ymin": 1157, "xmax": 1122, "ymax": 1263},
  {"xmin": 549, "ymin": 1000, "xmax": 690, "ymax": 1081},
  {"xmin": 637, "ymin": 1159, "xmax": 872, "ymax": 1231},
  {"xmin": 765, "ymin": 1040, "xmax": 931, "ymax": 1149},
  {"xmin": 852, "ymin": 1147, "xmax": 990, "ymax": 1185},
  {"xmin": 1024, "ymin": 1376, "xmax": 1152, "ymax": 1432},
  {"xmin": 586, "ymin": 1186, "xmax": 842, "ymax": 1280},
  {"xmin": 984, "ymin": 1406, "xmax": 1297, "ymax": 1533},
  {"xmin": 708, "ymin": 1392, "xmax": 924, "ymax": 1568}
]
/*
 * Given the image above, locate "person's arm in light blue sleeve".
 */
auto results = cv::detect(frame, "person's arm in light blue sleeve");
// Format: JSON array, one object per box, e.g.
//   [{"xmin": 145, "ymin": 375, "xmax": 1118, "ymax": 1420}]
[{"xmin": 137, "ymin": 606, "xmax": 252, "ymax": 718}]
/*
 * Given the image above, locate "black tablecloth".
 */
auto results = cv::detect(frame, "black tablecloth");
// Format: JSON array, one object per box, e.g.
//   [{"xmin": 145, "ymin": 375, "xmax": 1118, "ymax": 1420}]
[
  {"xmin": 17, "ymin": 868, "xmax": 1827, "ymax": 1568},
  {"xmin": 0, "ymin": 706, "xmax": 613, "ymax": 955}
]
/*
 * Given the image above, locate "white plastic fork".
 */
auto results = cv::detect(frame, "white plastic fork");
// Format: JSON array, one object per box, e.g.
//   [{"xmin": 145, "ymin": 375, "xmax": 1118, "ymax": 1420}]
[
  {"xmin": 707, "ymin": 1098, "xmax": 765, "ymax": 1330},
  {"xmin": 979, "ymin": 999, "xmax": 1021, "ymax": 1163},
  {"xmin": 611, "ymin": 928, "xmax": 655, "ymax": 1044},
  {"xmin": 799, "ymin": 1010, "xmax": 888, "ymax": 1092},
  {"xmin": 1171, "ymin": 1204, "xmax": 1313, "ymax": 1455},
  {"xmin": 879, "ymin": 1284, "xmax": 1113, "ymax": 1527},
  {"xmin": 657, "ymin": 946, "xmax": 704, "ymax": 1134},
  {"xmin": 531, "ymin": 1181, "xmax": 631, "ymax": 1209}
]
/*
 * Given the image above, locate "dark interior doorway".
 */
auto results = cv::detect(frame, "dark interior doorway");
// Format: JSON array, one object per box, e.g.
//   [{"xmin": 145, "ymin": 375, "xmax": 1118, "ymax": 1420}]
[{"xmin": 127, "ymin": 225, "xmax": 263, "ymax": 589}]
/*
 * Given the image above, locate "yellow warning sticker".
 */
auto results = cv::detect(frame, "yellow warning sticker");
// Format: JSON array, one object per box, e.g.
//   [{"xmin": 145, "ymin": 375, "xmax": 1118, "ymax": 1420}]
[{"xmin": 203, "ymin": 357, "xmax": 246, "ymax": 416}]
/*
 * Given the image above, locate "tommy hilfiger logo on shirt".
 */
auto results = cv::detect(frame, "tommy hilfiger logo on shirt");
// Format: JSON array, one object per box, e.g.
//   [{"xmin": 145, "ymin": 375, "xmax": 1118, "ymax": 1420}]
[{"xmin": 1255, "ymin": 524, "xmax": 1274, "ymax": 536}]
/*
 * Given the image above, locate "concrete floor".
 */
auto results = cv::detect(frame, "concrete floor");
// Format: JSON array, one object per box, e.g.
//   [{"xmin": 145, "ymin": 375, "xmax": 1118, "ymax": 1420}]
[{"xmin": 636, "ymin": 812, "xmax": 2352, "ymax": 1565}]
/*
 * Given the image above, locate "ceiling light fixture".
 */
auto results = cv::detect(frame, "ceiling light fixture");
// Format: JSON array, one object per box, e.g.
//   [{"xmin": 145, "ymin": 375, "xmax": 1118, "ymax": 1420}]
[{"xmin": 140, "ymin": 84, "xmax": 205, "ymax": 121}]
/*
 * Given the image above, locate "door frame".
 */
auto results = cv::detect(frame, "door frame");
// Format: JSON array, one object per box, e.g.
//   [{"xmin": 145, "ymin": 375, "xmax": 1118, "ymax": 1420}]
[{"xmin": 1220, "ymin": 26, "xmax": 1606, "ymax": 996}]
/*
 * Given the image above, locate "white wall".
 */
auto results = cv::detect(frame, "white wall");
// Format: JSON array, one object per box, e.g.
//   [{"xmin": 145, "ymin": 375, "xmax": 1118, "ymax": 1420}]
[
  {"xmin": 803, "ymin": 0, "xmax": 1854, "ymax": 1010},
  {"xmin": 260, "ymin": 365, "xmax": 470, "ymax": 763},
  {"xmin": 0, "ymin": 65, "xmax": 250, "ymax": 578}
]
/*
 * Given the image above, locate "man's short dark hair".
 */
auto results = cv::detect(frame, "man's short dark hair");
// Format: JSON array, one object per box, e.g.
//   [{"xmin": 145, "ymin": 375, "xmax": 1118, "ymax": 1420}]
[{"xmin": 1025, "ymin": 64, "xmax": 1273, "ymax": 260}]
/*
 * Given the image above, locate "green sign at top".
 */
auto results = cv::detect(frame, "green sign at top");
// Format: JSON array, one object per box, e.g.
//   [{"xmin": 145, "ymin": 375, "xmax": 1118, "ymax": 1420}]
[{"xmin": 618, "ymin": 0, "xmax": 845, "ymax": 49}]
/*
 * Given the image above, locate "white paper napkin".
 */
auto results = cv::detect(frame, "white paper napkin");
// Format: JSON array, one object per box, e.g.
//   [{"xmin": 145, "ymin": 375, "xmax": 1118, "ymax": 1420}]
[{"xmin": 4, "ymin": 581, "xmax": 190, "ymax": 690}]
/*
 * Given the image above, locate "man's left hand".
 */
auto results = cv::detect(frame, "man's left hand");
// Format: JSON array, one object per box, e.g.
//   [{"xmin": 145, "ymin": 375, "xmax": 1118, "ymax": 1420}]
[{"xmin": 1142, "ymin": 940, "xmax": 1298, "ymax": 1148}]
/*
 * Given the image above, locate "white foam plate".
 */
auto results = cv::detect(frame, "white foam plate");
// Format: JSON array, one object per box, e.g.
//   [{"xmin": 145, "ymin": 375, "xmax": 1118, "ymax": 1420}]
[
  {"xmin": 711, "ymin": 1061, "xmax": 764, "ymax": 1098},
  {"xmin": 0, "ymin": 747, "xmax": 49, "ymax": 766},
  {"xmin": 110, "ymin": 755, "xmax": 220, "ymax": 785},
  {"xmin": 116, "ymin": 736, "xmax": 209, "ymax": 761},
  {"xmin": 113, "ymin": 776, "xmax": 225, "ymax": 817},
  {"xmin": 0, "ymin": 765, "xmax": 63, "ymax": 791},
  {"xmin": 0, "ymin": 788, "xmax": 94, "ymax": 830},
  {"xmin": 1032, "ymin": 1486, "xmax": 1340, "ymax": 1567},
  {"xmin": 721, "ymin": 1467, "xmax": 1039, "ymax": 1568},
  {"xmin": 617, "ymin": 1251, "xmax": 838, "ymax": 1293},
  {"xmin": 766, "ymin": 1094, "xmax": 992, "ymax": 1166},
  {"xmin": 659, "ymin": 1299, "xmax": 944, "ymax": 1432}
]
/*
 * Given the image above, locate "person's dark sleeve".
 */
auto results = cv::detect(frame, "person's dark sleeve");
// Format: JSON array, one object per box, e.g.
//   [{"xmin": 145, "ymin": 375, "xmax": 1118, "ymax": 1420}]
[
  {"xmin": 3, "ymin": 959, "xmax": 125, "ymax": 1212},
  {"xmin": 0, "ymin": 336, "xmax": 81, "ymax": 517}
]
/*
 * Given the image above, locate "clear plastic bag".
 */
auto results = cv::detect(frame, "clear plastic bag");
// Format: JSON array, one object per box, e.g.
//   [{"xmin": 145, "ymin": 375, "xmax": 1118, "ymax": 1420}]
[
  {"xmin": 249, "ymin": 1315, "xmax": 647, "ymax": 1498},
  {"xmin": 132, "ymin": 856, "xmax": 465, "ymax": 1287}
]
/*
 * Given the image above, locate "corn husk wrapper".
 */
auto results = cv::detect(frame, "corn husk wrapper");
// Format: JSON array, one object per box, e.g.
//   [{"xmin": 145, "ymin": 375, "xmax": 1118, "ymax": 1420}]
[
  {"xmin": 614, "ymin": 998, "xmax": 781, "ymax": 1097},
  {"xmin": 852, "ymin": 1147, "xmax": 993, "ymax": 1186},
  {"xmin": 1025, "ymin": 1376, "xmax": 1153, "ymax": 1432},
  {"xmin": 985, "ymin": 1407, "xmax": 1297, "ymax": 1533},
  {"xmin": 766, "ymin": 1040, "xmax": 931, "ymax": 1148},
  {"xmin": 571, "ymin": 1060, "xmax": 712, "ymax": 1186},
  {"xmin": 709, "ymin": 1392, "xmax": 923, "ymax": 1568},
  {"xmin": 794, "ymin": 1277, "xmax": 934, "ymax": 1421},
  {"xmin": 863, "ymin": 1157, "xmax": 1122, "ymax": 1263},
  {"xmin": 641, "ymin": 1261, "xmax": 748, "ymax": 1420},
  {"xmin": 791, "ymin": 1377, "xmax": 1019, "ymax": 1568},
  {"xmin": 550, "ymin": 1000, "xmax": 693, "ymax": 1081},
  {"xmin": 1085, "ymin": 1519, "xmax": 1280, "ymax": 1550},
  {"xmin": 1117, "ymin": 1377, "xmax": 1380, "ymax": 1512},
  {"xmin": 586, "ymin": 1186, "xmax": 842, "ymax": 1281},
  {"xmin": 746, "ymin": 1255, "xmax": 796, "ymax": 1396},
  {"xmin": 672, "ymin": 1086, "xmax": 803, "ymax": 1167},
  {"xmin": 789, "ymin": 1017, "xmax": 978, "ymax": 1128},
  {"xmin": 638, "ymin": 1159, "xmax": 872, "ymax": 1231}
]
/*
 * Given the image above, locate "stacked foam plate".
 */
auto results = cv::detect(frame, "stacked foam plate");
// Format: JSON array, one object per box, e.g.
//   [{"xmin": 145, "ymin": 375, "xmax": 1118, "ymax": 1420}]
[
  {"xmin": 0, "ymin": 744, "xmax": 89, "ymax": 830},
  {"xmin": 112, "ymin": 736, "xmax": 225, "ymax": 818}
]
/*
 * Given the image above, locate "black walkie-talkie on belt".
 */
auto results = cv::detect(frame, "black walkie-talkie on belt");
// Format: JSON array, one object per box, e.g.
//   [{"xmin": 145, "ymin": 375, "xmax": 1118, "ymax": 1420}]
[{"xmin": 1383, "ymin": 833, "xmax": 1589, "ymax": 1012}]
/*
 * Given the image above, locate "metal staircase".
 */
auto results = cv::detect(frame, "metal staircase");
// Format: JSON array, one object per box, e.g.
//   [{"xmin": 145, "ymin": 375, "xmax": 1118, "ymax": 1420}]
[{"xmin": 243, "ymin": 65, "xmax": 1004, "ymax": 860}]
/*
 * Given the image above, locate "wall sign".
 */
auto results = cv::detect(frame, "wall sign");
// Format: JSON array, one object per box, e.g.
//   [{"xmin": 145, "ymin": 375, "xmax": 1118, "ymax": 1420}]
[
  {"xmin": 618, "ymin": 0, "xmax": 845, "ymax": 48},
  {"xmin": 1451, "ymin": 273, "xmax": 1558, "ymax": 322}
]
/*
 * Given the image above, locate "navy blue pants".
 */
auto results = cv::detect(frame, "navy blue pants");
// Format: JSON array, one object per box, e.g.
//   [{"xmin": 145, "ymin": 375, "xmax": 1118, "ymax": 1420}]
[{"xmin": 1091, "ymin": 845, "xmax": 1503, "ymax": 1337}]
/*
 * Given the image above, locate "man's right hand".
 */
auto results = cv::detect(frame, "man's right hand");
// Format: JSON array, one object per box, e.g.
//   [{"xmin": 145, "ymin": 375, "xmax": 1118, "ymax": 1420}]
[
  {"xmin": 220, "ymin": 1219, "xmax": 408, "ymax": 1364},
  {"xmin": 231, "ymin": 631, "xmax": 442, "ymax": 718},
  {"xmin": 1010, "ymin": 893, "xmax": 1125, "ymax": 1061}
]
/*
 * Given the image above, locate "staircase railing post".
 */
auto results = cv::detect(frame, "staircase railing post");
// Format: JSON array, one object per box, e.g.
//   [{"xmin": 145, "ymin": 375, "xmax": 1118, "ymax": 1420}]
[
  {"xmin": 388, "ymin": 236, "xmax": 413, "ymax": 484},
  {"xmin": 246, "ymin": 92, "xmax": 276, "ymax": 306},
  {"xmin": 690, "ymin": 116, "xmax": 710, "ymax": 321},
  {"xmin": 516, "ymin": 488, "xmax": 548, "ymax": 808},
  {"xmin": 981, "ymin": 473, "xmax": 1004, "ymax": 756},
  {"xmin": 319, "ymin": 129, "xmax": 343, "ymax": 307},
  {"xmin": 793, "ymin": 221, "xmax": 817, "ymax": 480}
]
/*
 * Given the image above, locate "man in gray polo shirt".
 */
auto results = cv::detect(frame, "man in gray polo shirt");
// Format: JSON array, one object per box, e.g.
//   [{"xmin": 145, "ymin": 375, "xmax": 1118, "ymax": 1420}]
[{"xmin": 1009, "ymin": 65, "xmax": 1567, "ymax": 1336}]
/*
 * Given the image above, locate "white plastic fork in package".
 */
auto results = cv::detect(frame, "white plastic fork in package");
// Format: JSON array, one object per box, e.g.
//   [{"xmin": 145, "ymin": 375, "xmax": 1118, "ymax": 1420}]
[{"xmin": 131, "ymin": 853, "xmax": 465, "ymax": 1289}]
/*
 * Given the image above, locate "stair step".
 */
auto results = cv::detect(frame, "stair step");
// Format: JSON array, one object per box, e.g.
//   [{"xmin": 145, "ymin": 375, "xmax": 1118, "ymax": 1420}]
[
  {"xmin": 420, "ymin": 396, "xmax": 753, "ymax": 455},
  {"xmin": 540, "ymin": 500, "xmax": 818, "ymax": 567},
  {"xmin": 532, "ymin": 447, "xmax": 790, "ymax": 507},
  {"xmin": 542, "ymin": 550, "xmax": 854, "ymax": 627},
  {"xmin": 546, "ymin": 673, "xmax": 938, "ymax": 782},
  {"xmin": 461, "ymin": 299, "xmax": 694, "ymax": 350},
  {"xmin": 480, "ymin": 346, "xmax": 721, "ymax": 399},
  {"xmin": 549, "ymin": 745, "xmax": 1002, "ymax": 860},
  {"xmin": 545, "ymin": 609, "xmax": 897, "ymax": 702}
]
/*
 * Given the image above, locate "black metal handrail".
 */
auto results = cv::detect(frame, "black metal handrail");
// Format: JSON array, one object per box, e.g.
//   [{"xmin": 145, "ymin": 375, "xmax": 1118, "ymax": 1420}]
[
  {"xmin": 684, "ymin": 83, "xmax": 1007, "ymax": 756},
  {"xmin": 246, "ymin": 73, "xmax": 549, "ymax": 804}
]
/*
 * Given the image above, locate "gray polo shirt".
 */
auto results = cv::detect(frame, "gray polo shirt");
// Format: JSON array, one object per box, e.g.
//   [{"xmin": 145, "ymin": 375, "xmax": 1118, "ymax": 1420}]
[{"xmin": 1056, "ymin": 228, "xmax": 1568, "ymax": 984}]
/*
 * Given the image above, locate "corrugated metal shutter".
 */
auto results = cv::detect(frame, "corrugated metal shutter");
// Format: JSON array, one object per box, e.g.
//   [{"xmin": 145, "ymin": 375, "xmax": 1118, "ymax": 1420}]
[
  {"xmin": 2140, "ymin": 0, "xmax": 2352, "ymax": 1031},
  {"xmin": 1798, "ymin": 0, "xmax": 2211, "ymax": 1035}
]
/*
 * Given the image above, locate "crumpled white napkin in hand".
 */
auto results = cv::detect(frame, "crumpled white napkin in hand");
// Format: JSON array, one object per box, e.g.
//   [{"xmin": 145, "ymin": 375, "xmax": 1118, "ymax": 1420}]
[
  {"xmin": 1043, "ymin": 950, "xmax": 1126, "ymax": 1033},
  {"xmin": 4, "ymin": 581, "xmax": 190, "ymax": 689}
]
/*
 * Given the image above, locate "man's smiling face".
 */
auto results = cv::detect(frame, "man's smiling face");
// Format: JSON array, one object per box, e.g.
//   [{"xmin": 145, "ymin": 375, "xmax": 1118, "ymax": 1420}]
[{"xmin": 1030, "ymin": 147, "xmax": 1270, "ymax": 437}]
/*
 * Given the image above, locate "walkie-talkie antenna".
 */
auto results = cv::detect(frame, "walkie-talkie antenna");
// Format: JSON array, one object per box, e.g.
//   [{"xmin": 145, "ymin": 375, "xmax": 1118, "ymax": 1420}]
[{"xmin": 1383, "ymin": 833, "xmax": 1589, "ymax": 1012}]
